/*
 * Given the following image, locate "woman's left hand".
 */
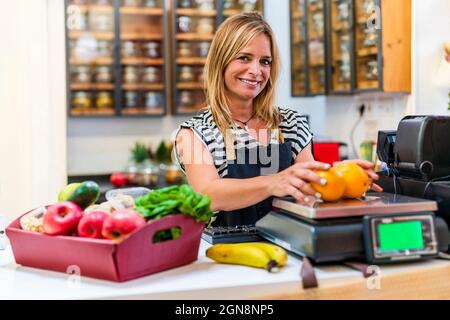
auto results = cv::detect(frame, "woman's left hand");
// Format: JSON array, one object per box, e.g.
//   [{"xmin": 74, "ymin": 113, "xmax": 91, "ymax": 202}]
[{"xmin": 334, "ymin": 159, "xmax": 383, "ymax": 192}]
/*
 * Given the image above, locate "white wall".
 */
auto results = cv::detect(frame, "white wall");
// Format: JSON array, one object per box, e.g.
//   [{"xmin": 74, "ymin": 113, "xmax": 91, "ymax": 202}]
[
  {"xmin": 67, "ymin": 0, "xmax": 327, "ymax": 175},
  {"xmin": 412, "ymin": 0, "xmax": 450, "ymax": 115},
  {"xmin": 0, "ymin": 0, "xmax": 67, "ymax": 221}
]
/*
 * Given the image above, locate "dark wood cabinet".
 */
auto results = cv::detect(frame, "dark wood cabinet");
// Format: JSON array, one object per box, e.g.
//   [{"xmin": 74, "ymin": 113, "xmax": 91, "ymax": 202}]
[
  {"xmin": 66, "ymin": 0, "xmax": 169, "ymax": 117},
  {"xmin": 290, "ymin": 0, "xmax": 327, "ymax": 97},
  {"xmin": 290, "ymin": 0, "xmax": 411, "ymax": 97},
  {"xmin": 172, "ymin": 0, "xmax": 264, "ymax": 115}
]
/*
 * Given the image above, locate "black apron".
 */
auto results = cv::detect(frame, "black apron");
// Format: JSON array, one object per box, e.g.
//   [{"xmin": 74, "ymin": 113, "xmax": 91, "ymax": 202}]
[{"xmin": 211, "ymin": 130, "xmax": 293, "ymax": 227}]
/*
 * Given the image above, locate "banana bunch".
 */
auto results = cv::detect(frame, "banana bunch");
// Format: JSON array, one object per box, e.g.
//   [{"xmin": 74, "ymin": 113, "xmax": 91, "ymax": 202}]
[{"xmin": 206, "ymin": 242, "xmax": 288, "ymax": 272}]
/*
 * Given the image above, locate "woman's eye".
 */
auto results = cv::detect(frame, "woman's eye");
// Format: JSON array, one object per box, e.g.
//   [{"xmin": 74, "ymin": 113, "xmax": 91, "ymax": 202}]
[
  {"xmin": 261, "ymin": 59, "xmax": 272, "ymax": 66},
  {"xmin": 238, "ymin": 56, "xmax": 249, "ymax": 62}
]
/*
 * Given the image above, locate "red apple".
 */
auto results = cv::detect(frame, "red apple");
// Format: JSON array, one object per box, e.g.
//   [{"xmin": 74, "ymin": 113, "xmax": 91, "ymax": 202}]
[
  {"xmin": 110, "ymin": 172, "xmax": 128, "ymax": 188},
  {"xmin": 77, "ymin": 210, "xmax": 109, "ymax": 239},
  {"xmin": 43, "ymin": 201, "xmax": 83, "ymax": 236},
  {"xmin": 102, "ymin": 209, "xmax": 146, "ymax": 242}
]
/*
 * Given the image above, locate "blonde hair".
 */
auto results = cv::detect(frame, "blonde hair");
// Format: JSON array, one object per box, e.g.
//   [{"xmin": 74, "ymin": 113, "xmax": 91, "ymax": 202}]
[{"xmin": 203, "ymin": 12, "xmax": 283, "ymax": 142}]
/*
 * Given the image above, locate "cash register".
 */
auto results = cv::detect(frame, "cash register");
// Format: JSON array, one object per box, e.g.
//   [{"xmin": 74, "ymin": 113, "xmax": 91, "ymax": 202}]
[{"xmin": 204, "ymin": 115, "xmax": 450, "ymax": 264}]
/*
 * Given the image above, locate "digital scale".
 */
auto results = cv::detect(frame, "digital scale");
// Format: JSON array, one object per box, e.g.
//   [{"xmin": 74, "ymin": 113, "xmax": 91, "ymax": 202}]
[{"xmin": 255, "ymin": 193, "xmax": 450, "ymax": 264}]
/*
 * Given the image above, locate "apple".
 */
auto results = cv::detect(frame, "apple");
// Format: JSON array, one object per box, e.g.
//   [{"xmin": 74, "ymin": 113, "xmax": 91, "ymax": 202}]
[
  {"xmin": 43, "ymin": 201, "xmax": 83, "ymax": 236},
  {"xmin": 77, "ymin": 210, "xmax": 109, "ymax": 239},
  {"xmin": 110, "ymin": 172, "xmax": 128, "ymax": 188},
  {"xmin": 102, "ymin": 209, "xmax": 146, "ymax": 242}
]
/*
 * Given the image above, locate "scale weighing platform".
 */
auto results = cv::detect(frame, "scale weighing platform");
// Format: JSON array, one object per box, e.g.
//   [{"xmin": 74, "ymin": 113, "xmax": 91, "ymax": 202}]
[{"xmin": 256, "ymin": 193, "xmax": 450, "ymax": 264}]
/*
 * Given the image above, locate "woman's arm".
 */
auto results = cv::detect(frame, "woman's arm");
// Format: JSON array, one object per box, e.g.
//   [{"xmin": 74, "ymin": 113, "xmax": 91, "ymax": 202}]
[{"xmin": 176, "ymin": 129, "xmax": 327, "ymax": 211}]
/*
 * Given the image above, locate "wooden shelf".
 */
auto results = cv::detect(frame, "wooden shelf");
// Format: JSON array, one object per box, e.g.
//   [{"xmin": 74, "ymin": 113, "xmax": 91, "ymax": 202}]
[
  {"xmin": 68, "ymin": 5, "xmax": 113, "ymax": 14},
  {"xmin": 68, "ymin": 31, "xmax": 114, "ymax": 40},
  {"xmin": 70, "ymin": 83, "xmax": 115, "ymax": 90},
  {"xmin": 176, "ymin": 8, "xmax": 217, "ymax": 16},
  {"xmin": 332, "ymin": 82, "xmax": 352, "ymax": 91},
  {"xmin": 70, "ymin": 109, "xmax": 115, "ymax": 116},
  {"xmin": 121, "ymin": 33, "xmax": 163, "ymax": 41},
  {"xmin": 357, "ymin": 47, "xmax": 378, "ymax": 57},
  {"xmin": 121, "ymin": 107, "xmax": 164, "ymax": 115},
  {"xmin": 292, "ymin": 11, "xmax": 305, "ymax": 19},
  {"xmin": 176, "ymin": 57, "xmax": 207, "ymax": 65},
  {"xmin": 223, "ymin": 9, "xmax": 243, "ymax": 16},
  {"xmin": 176, "ymin": 33, "xmax": 214, "ymax": 41},
  {"xmin": 70, "ymin": 57, "xmax": 113, "ymax": 65},
  {"xmin": 177, "ymin": 82, "xmax": 204, "ymax": 90},
  {"xmin": 120, "ymin": 7, "xmax": 164, "ymax": 15},
  {"xmin": 122, "ymin": 83, "xmax": 164, "ymax": 90},
  {"xmin": 121, "ymin": 57, "xmax": 164, "ymax": 65},
  {"xmin": 358, "ymin": 80, "xmax": 379, "ymax": 90}
]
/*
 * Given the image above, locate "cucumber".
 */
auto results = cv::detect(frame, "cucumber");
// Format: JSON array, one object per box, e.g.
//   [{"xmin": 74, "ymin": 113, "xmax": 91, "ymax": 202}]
[{"xmin": 58, "ymin": 181, "xmax": 100, "ymax": 209}]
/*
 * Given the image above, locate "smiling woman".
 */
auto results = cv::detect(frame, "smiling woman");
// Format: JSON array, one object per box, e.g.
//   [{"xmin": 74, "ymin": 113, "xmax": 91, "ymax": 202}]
[{"xmin": 173, "ymin": 12, "xmax": 378, "ymax": 228}]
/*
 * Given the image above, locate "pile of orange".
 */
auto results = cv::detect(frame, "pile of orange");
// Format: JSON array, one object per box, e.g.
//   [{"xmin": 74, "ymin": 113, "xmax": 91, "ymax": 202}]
[{"xmin": 311, "ymin": 163, "xmax": 370, "ymax": 202}]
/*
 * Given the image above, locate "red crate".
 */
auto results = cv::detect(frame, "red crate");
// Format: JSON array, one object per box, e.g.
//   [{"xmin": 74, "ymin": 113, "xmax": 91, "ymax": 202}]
[{"xmin": 6, "ymin": 211, "xmax": 204, "ymax": 282}]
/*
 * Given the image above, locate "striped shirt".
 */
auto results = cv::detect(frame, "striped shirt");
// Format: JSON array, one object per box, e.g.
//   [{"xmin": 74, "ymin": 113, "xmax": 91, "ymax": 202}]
[{"xmin": 174, "ymin": 107, "xmax": 313, "ymax": 177}]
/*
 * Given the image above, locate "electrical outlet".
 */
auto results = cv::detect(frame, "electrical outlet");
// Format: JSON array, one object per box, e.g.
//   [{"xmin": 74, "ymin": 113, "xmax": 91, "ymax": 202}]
[{"xmin": 0, "ymin": 214, "xmax": 7, "ymax": 250}]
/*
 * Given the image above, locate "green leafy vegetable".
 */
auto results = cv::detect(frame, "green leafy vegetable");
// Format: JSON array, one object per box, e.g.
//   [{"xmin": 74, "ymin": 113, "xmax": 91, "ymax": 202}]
[
  {"xmin": 153, "ymin": 227, "xmax": 181, "ymax": 243},
  {"xmin": 135, "ymin": 184, "xmax": 213, "ymax": 224}
]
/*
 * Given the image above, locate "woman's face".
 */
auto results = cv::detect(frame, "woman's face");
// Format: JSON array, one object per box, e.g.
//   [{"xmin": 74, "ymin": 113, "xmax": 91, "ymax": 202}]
[{"xmin": 224, "ymin": 33, "xmax": 272, "ymax": 104}]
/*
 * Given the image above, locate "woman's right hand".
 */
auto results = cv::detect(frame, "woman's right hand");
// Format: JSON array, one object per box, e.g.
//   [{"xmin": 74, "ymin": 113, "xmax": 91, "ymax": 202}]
[{"xmin": 269, "ymin": 161, "xmax": 331, "ymax": 204}]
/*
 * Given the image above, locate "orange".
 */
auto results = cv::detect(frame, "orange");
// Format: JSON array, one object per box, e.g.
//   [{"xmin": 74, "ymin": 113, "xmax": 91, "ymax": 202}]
[
  {"xmin": 335, "ymin": 163, "xmax": 370, "ymax": 199},
  {"xmin": 311, "ymin": 168, "xmax": 346, "ymax": 202}
]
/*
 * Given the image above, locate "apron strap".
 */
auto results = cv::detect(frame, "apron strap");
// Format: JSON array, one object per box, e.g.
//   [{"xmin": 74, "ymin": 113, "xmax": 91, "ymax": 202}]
[
  {"xmin": 342, "ymin": 261, "xmax": 376, "ymax": 278},
  {"xmin": 300, "ymin": 256, "xmax": 319, "ymax": 289}
]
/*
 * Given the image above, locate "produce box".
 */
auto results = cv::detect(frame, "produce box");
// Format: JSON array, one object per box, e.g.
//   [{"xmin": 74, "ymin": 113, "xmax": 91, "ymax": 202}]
[{"xmin": 6, "ymin": 212, "xmax": 204, "ymax": 282}]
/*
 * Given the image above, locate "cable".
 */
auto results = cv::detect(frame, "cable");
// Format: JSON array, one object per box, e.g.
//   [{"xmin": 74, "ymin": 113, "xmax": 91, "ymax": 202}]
[{"xmin": 350, "ymin": 104, "xmax": 365, "ymax": 159}]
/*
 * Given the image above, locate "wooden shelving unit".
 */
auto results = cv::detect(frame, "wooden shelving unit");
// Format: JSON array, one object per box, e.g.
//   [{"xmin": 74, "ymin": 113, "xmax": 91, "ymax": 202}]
[
  {"xmin": 172, "ymin": 0, "xmax": 264, "ymax": 115},
  {"xmin": 66, "ymin": 0, "xmax": 168, "ymax": 117},
  {"xmin": 290, "ymin": 0, "xmax": 411, "ymax": 96}
]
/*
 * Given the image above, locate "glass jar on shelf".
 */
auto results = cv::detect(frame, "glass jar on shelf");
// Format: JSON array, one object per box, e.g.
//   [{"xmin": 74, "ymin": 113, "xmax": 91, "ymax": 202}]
[
  {"xmin": 164, "ymin": 163, "xmax": 184, "ymax": 184},
  {"xmin": 142, "ymin": 41, "xmax": 161, "ymax": 58},
  {"xmin": 197, "ymin": 69, "xmax": 205, "ymax": 83},
  {"xmin": 96, "ymin": 91, "xmax": 114, "ymax": 110},
  {"xmin": 238, "ymin": 0, "xmax": 257, "ymax": 12},
  {"xmin": 178, "ymin": 42, "xmax": 194, "ymax": 57},
  {"xmin": 95, "ymin": 66, "xmax": 113, "ymax": 83},
  {"xmin": 122, "ymin": 0, "xmax": 142, "ymax": 6},
  {"xmin": 142, "ymin": 66, "xmax": 161, "ymax": 83},
  {"xmin": 95, "ymin": 0, "xmax": 112, "ymax": 5},
  {"xmin": 362, "ymin": 27, "xmax": 378, "ymax": 47},
  {"xmin": 72, "ymin": 91, "xmax": 91, "ymax": 111},
  {"xmin": 196, "ymin": 18, "xmax": 214, "ymax": 35},
  {"xmin": 92, "ymin": 13, "xmax": 113, "ymax": 32},
  {"xmin": 123, "ymin": 66, "xmax": 139, "ymax": 83},
  {"xmin": 145, "ymin": 91, "xmax": 162, "ymax": 109},
  {"xmin": 121, "ymin": 41, "xmax": 138, "ymax": 57},
  {"xmin": 124, "ymin": 91, "xmax": 139, "ymax": 108},
  {"xmin": 194, "ymin": 0, "xmax": 215, "ymax": 11},
  {"xmin": 339, "ymin": 60, "xmax": 351, "ymax": 83},
  {"xmin": 366, "ymin": 60, "xmax": 378, "ymax": 80},
  {"xmin": 179, "ymin": 90, "xmax": 193, "ymax": 107},
  {"xmin": 224, "ymin": 0, "xmax": 236, "ymax": 9},
  {"xmin": 179, "ymin": 0, "xmax": 193, "ymax": 8},
  {"xmin": 97, "ymin": 40, "xmax": 113, "ymax": 57},
  {"xmin": 137, "ymin": 160, "xmax": 159, "ymax": 187},
  {"xmin": 337, "ymin": 1, "xmax": 350, "ymax": 22},
  {"xmin": 144, "ymin": 0, "xmax": 159, "ymax": 7},
  {"xmin": 363, "ymin": 0, "xmax": 376, "ymax": 14},
  {"xmin": 72, "ymin": 66, "xmax": 91, "ymax": 83},
  {"xmin": 179, "ymin": 66, "xmax": 195, "ymax": 82},
  {"xmin": 197, "ymin": 41, "xmax": 211, "ymax": 57},
  {"xmin": 178, "ymin": 16, "xmax": 193, "ymax": 33}
]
